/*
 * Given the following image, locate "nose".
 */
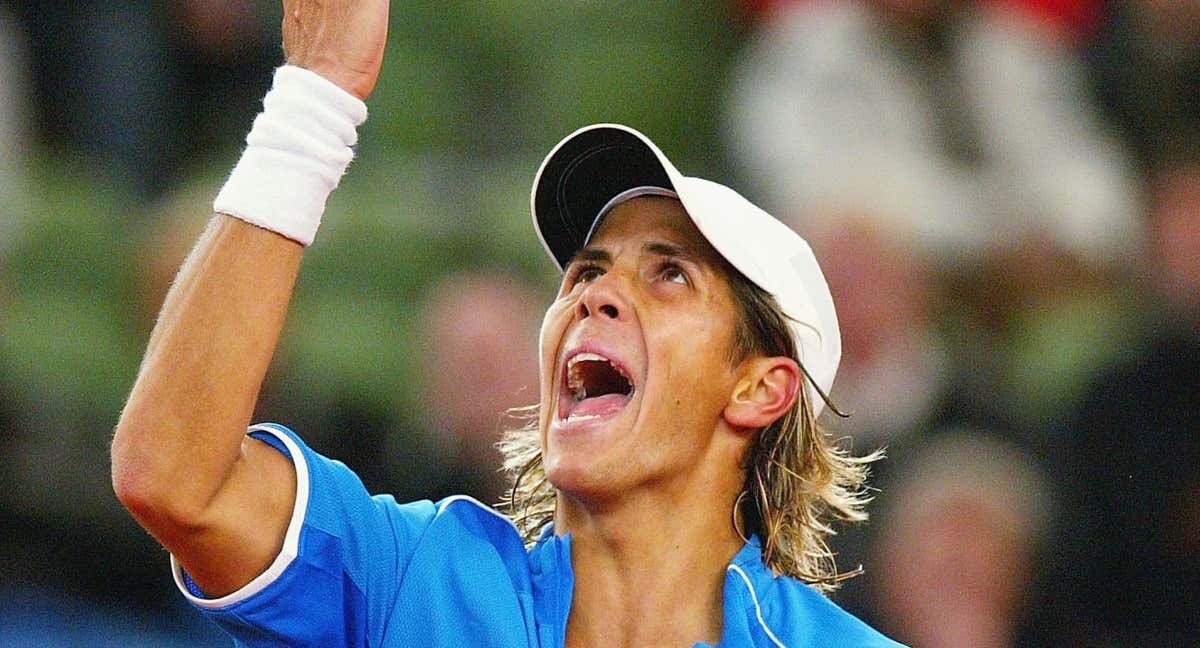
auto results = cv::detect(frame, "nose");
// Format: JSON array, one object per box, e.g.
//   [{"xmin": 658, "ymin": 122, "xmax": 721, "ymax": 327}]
[{"xmin": 576, "ymin": 272, "xmax": 626, "ymax": 322}]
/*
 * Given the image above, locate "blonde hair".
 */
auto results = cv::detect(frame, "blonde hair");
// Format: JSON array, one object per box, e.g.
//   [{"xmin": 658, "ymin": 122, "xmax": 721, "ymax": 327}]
[{"xmin": 497, "ymin": 269, "xmax": 878, "ymax": 593}]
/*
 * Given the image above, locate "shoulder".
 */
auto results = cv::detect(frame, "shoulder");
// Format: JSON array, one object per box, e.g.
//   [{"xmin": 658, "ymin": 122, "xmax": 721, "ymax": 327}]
[
  {"xmin": 429, "ymin": 495, "xmax": 526, "ymax": 550},
  {"xmin": 725, "ymin": 549, "xmax": 904, "ymax": 647},
  {"xmin": 768, "ymin": 577, "xmax": 901, "ymax": 647},
  {"xmin": 407, "ymin": 494, "xmax": 533, "ymax": 587}
]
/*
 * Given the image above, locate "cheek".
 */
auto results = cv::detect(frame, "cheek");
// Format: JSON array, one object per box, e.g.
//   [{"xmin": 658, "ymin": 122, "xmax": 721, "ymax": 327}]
[
  {"xmin": 537, "ymin": 301, "xmax": 572, "ymax": 389},
  {"xmin": 536, "ymin": 305, "xmax": 566, "ymax": 445},
  {"xmin": 537, "ymin": 302, "xmax": 562, "ymax": 363},
  {"xmin": 645, "ymin": 314, "xmax": 735, "ymax": 410}
]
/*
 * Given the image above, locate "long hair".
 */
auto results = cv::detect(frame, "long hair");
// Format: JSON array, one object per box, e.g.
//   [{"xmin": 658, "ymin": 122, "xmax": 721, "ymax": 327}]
[{"xmin": 497, "ymin": 268, "xmax": 878, "ymax": 593}]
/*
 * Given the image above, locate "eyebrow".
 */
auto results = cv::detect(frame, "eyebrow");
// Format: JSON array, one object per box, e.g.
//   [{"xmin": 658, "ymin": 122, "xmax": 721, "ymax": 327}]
[
  {"xmin": 567, "ymin": 241, "xmax": 701, "ymax": 267},
  {"xmin": 569, "ymin": 246, "xmax": 610, "ymax": 266},
  {"xmin": 642, "ymin": 241, "xmax": 698, "ymax": 263}
]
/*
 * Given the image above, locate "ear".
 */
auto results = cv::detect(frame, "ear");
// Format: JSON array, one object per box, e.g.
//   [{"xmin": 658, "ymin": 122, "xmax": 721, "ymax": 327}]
[{"xmin": 723, "ymin": 356, "xmax": 801, "ymax": 430}]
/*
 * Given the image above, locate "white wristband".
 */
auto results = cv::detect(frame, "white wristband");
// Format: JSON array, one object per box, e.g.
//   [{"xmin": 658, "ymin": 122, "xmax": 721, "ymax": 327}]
[{"xmin": 213, "ymin": 65, "xmax": 368, "ymax": 246}]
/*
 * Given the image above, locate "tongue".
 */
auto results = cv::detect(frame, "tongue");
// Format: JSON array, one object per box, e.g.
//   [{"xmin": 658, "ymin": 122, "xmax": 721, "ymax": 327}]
[{"xmin": 569, "ymin": 393, "xmax": 630, "ymax": 419}]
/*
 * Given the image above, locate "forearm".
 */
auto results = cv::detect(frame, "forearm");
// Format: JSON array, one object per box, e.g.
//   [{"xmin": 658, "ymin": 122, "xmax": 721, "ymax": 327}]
[
  {"xmin": 114, "ymin": 64, "xmax": 369, "ymax": 530},
  {"xmin": 113, "ymin": 215, "xmax": 301, "ymax": 523}
]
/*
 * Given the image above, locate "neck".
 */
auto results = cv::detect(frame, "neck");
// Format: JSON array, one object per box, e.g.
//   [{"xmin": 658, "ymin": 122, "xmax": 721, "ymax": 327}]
[{"xmin": 557, "ymin": 481, "xmax": 745, "ymax": 647}]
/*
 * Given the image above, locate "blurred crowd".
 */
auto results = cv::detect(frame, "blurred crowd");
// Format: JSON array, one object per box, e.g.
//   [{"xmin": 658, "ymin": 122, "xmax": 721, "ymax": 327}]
[{"xmin": 0, "ymin": 0, "xmax": 1195, "ymax": 646}]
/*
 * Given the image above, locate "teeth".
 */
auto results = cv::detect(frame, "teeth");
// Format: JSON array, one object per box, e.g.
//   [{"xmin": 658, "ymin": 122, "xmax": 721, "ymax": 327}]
[
  {"xmin": 564, "ymin": 350, "xmax": 633, "ymax": 404},
  {"xmin": 568, "ymin": 352, "xmax": 608, "ymax": 368},
  {"xmin": 565, "ymin": 412, "xmax": 602, "ymax": 423}
]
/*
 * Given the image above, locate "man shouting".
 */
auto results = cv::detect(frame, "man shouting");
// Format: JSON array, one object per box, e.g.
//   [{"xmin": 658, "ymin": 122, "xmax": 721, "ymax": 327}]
[{"xmin": 112, "ymin": 1, "xmax": 900, "ymax": 645}]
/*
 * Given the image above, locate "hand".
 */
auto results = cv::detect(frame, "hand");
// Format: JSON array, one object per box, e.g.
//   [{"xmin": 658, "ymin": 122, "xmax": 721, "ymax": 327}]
[{"xmin": 281, "ymin": 0, "xmax": 390, "ymax": 100}]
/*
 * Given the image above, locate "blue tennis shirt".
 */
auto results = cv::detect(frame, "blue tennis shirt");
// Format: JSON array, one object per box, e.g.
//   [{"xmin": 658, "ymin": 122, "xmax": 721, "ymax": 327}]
[{"xmin": 172, "ymin": 423, "xmax": 902, "ymax": 647}]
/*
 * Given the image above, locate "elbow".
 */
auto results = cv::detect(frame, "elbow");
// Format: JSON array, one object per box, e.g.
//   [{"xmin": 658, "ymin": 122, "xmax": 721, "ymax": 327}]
[
  {"xmin": 111, "ymin": 416, "xmax": 205, "ymax": 532},
  {"xmin": 111, "ymin": 418, "xmax": 165, "ymax": 521}
]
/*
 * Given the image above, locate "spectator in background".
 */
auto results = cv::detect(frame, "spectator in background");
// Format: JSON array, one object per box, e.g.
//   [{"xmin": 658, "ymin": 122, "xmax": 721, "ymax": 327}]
[
  {"xmin": 725, "ymin": 0, "xmax": 1141, "ymax": 431},
  {"xmin": 801, "ymin": 211, "xmax": 1042, "ymax": 638},
  {"xmin": 4, "ymin": 1, "xmax": 278, "ymax": 200},
  {"xmin": 7, "ymin": 1, "xmax": 174, "ymax": 197},
  {"xmin": 1050, "ymin": 157, "xmax": 1200, "ymax": 647},
  {"xmin": 870, "ymin": 432, "xmax": 1052, "ymax": 648},
  {"xmin": 810, "ymin": 214, "xmax": 1007, "ymax": 448},
  {"xmin": 726, "ymin": 0, "xmax": 1136, "ymax": 265},
  {"xmin": 413, "ymin": 272, "xmax": 543, "ymax": 504}
]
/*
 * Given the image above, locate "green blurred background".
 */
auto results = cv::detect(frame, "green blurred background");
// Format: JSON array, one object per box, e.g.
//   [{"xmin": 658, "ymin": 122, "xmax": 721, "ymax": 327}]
[{"xmin": 1, "ymin": 0, "xmax": 1198, "ymax": 646}]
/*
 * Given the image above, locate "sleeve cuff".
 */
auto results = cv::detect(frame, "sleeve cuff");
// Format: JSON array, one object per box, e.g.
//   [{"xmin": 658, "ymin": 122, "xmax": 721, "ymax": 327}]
[{"xmin": 169, "ymin": 423, "xmax": 311, "ymax": 610}]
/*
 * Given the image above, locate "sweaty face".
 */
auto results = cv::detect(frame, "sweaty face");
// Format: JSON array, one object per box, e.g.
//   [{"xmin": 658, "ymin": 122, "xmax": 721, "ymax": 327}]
[{"xmin": 537, "ymin": 196, "xmax": 746, "ymax": 503}]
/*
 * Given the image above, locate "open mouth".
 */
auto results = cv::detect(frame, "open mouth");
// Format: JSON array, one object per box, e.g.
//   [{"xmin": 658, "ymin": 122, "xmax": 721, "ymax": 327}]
[{"xmin": 560, "ymin": 351, "xmax": 635, "ymax": 423}]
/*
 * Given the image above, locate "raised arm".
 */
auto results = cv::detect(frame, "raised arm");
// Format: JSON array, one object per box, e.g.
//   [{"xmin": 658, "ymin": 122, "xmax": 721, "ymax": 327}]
[{"xmin": 111, "ymin": 0, "xmax": 389, "ymax": 597}]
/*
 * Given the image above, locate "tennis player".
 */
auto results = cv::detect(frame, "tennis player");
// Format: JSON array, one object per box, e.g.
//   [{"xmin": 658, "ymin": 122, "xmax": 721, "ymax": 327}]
[{"xmin": 112, "ymin": 1, "xmax": 900, "ymax": 645}]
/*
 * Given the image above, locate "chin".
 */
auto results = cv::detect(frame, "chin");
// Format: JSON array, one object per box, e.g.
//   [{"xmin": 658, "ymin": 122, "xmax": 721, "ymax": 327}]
[{"xmin": 543, "ymin": 449, "xmax": 619, "ymax": 505}]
